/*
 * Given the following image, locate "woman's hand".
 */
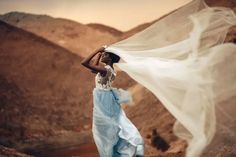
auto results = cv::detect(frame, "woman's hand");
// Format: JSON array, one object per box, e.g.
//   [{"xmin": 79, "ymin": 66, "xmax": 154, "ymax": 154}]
[
  {"xmin": 98, "ymin": 51, "xmax": 103, "ymax": 55},
  {"xmin": 96, "ymin": 45, "xmax": 108, "ymax": 53},
  {"xmin": 103, "ymin": 45, "xmax": 108, "ymax": 48}
]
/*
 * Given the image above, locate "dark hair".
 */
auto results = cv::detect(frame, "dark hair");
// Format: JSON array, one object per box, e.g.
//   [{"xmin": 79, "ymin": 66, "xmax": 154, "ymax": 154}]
[{"xmin": 107, "ymin": 52, "xmax": 120, "ymax": 63}]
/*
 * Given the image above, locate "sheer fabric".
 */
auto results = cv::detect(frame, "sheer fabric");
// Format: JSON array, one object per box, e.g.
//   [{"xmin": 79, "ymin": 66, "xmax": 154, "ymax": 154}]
[{"xmin": 104, "ymin": 0, "xmax": 236, "ymax": 157}]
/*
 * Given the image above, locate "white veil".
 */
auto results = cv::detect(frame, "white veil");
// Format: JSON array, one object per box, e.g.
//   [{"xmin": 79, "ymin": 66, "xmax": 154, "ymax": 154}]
[{"xmin": 105, "ymin": 0, "xmax": 236, "ymax": 157}]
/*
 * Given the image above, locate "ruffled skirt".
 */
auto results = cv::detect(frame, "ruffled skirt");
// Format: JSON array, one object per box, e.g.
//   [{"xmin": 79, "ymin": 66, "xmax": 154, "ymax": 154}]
[{"xmin": 92, "ymin": 87, "xmax": 144, "ymax": 157}]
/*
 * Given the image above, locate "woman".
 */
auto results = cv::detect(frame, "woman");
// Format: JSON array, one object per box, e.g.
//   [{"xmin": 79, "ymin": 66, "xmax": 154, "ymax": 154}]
[{"xmin": 81, "ymin": 45, "xmax": 144, "ymax": 157}]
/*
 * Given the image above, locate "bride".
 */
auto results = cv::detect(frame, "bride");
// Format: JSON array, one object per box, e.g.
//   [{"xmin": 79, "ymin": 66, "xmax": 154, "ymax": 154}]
[{"xmin": 81, "ymin": 46, "xmax": 144, "ymax": 157}]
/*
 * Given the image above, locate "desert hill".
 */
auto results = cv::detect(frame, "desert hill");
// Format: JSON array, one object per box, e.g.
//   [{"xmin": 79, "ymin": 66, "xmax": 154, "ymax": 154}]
[
  {"xmin": 0, "ymin": 12, "xmax": 119, "ymax": 58},
  {"xmin": 0, "ymin": 0, "xmax": 235, "ymax": 156},
  {"xmin": 87, "ymin": 23, "xmax": 123, "ymax": 36}
]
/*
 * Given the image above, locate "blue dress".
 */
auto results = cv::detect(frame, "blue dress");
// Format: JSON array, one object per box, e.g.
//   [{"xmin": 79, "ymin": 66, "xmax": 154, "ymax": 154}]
[{"xmin": 92, "ymin": 65, "xmax": 144, "ymax": 157}]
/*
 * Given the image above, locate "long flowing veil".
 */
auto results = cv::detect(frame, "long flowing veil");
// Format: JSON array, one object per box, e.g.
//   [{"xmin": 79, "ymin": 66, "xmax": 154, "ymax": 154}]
[{"xmin": 104, "ymin": 0, "xmax": 236, "ymax": 156}]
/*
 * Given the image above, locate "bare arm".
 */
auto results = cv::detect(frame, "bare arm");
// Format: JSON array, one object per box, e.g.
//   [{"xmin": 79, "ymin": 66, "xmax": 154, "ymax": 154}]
[
  {"xmin": 81, "ymin": 46, "xmax": 107, "ymax": 74},
  {"xmin": 91, "ymin": 52, "xmax": 102, "ymax": 74}
]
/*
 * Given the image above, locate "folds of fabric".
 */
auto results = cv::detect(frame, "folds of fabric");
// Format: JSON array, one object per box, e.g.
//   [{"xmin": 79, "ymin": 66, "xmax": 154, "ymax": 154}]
[
  {"xmin": 92, "ymin": 88, "xmax": 144, "ymax": 156},
  {"xmin": 104, "ymin": 0, "xmax": 236, "ymax": 156},
  {"xmin": 111, "ymin": 87, "xmax": 134, "ymax": 105}
]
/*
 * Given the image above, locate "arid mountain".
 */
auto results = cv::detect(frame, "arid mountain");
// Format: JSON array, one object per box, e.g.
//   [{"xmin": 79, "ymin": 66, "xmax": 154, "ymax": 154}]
[
  {"xmin": 0, "ymin": 12, "xmax": 119, "ymax": 58},
  {"xmin": 87, "ymin": 23, "xmax": 123, "ymax": 36},
  {"xmin": 0, "ymin": 0, "xmax": 235, "ymax": 157}
]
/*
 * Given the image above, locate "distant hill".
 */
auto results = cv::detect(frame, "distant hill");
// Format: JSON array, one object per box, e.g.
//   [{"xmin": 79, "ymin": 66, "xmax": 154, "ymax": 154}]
[
  {"xmin": 0, "ymin": 12, "xmax": 119, "ymax": 58},
  {"xmin": 87, "ymin": 23, "xmax": 123, "ymax": 36}
]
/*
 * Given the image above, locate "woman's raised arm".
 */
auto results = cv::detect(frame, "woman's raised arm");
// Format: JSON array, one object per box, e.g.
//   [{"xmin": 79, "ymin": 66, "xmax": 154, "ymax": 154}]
[{"xmin": 81, "ymin": 46, "xmax": 107, "ymax": 74}]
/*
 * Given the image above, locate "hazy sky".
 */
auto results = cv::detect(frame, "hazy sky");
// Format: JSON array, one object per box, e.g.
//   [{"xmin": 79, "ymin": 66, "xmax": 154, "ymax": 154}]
[{"xmin": 0, "ymin": 0, "xmax": 191, "ymax": 31}]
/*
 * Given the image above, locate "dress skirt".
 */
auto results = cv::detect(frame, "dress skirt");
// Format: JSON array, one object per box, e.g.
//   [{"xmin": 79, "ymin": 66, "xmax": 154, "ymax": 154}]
[{"xmin": 92, "ymin": 87, "xmax": 144, "ymax": 157}]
